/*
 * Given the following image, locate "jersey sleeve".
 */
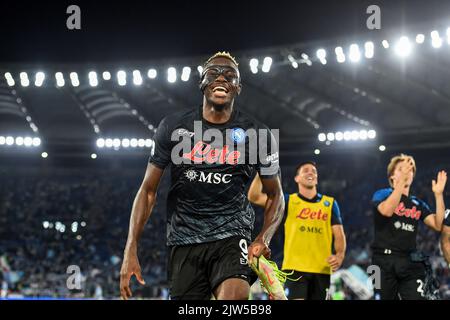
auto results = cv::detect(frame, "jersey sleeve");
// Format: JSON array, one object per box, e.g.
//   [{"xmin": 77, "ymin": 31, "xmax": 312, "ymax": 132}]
[
  {"xmin": 416, "ymin": 198, "xmax": 432, "ymax": 221},
  {"xmin": 371, "ymin": 188, "xmax": 392, "ymax": 207},
  {"xmin": 256, "ymin": 126, "xmax": 279, "ymax": 179},
  {"xmin": 331, "ymin": 200, "xmax": 343, "ymax": 225},
  {"xmin": 148, "ymin": 116, "xmax": 172, "ymax": 169},
  {"xmin": 444, "ymin": 209, "xmax": 450, "ymax": 226}
]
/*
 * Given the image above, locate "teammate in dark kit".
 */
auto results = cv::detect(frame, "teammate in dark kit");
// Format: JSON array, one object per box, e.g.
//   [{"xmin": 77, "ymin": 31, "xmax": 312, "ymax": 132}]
[
  {"xmin": 120, "ymin": 52, "xmax": 285, "ymax": 300},
  {"xmin": 371, "ymin": 154, "xmax": 447, "ymax": 300},
  {"xmin": 441, "ymin": 209, "xmax": 450, "ymax": 264}
]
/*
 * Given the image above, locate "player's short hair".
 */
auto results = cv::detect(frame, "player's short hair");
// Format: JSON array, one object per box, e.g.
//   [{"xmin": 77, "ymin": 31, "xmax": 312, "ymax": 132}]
[
  {"xmin": 203, "ymin": 51, "xmax": 239, "ymax": 68},
  {"xmin": 295, "ymin": 161, "xmax": 317, "ymax": 175},
  {"xmin": 387, "ymin": 153, "xmax": 416, "ymax": 187}
]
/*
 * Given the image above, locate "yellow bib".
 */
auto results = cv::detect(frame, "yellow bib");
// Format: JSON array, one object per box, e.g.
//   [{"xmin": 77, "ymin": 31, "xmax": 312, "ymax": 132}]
[{"xmin": 282, "ymin": 193, "xmax": 334, "ymax": 275}]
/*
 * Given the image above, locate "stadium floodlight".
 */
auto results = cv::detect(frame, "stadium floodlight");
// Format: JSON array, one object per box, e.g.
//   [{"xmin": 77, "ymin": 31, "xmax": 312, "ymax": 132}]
[
  {"xmin": 96, "ymin": 138, "xmax": 105, "ymax": 148},
  {"xmin": 431, "ymin": 30, "xmax": 443, "ymax": 48},
  {"xmin": 364, "ymin": 41, "xmax": 374, "ymax": 59},
  {"xmin": 379, "ymin": 145, "xmax": 386, "ymax": 151},
  {"xmin": 130, "ymin": 138, "xmax": 138, "ymax": 148},
  {"xmin": 349, "ymin": 44, "xmax": 361, "ymax": 62},
  {"xmin": 41, "ymin": 152, "xmax": 48, "ymax": 158},
  {"xmin": 416, "ymin": 34, "xmax": 425, "ymax": 44},
  {"xmin": 5, "ymin": 72, "xmax": 15, "ymax": 86},
  {"xmin": 351, "ymin": 130, "xmax": 359, "ymax": 140},
  {"xmin": 394, "ymin": 36, "xmax": 412, "ymax": 57},
  {"xmin": 145, "ymin": 139, "xmax": 153, "ymax": 147},
  {"xmin": 138, "ymin": 139, "xmax": 145, "ymax": 147},
  {"xmin": 382, "ymin": 40, "xmax": 389, "ymax": 49},
  {"xmin": 147, "ymin": 68, "xmax": 157, "ymax": 79},
  {"xmin": 117, "ymin": 70, "xmax": 127, "ymax": 86},
  {"xmin": 55, "ymin": 72, "xmax": 65, "ymax": 87},
  {"xmin": 181, "ymin": 66, "xmax": 191, "ymax": 81},
  {"xmin": 70, "ymin": 72, "xmax": 80, "ymax": 87},
  {"xmin": 20, "ymin": 72, "xmax": 30, "ymax": 87},
  {"xmin": 23, "ymin": 137, "xmax": 33, "ymax": 147},
  {"xmin": 32, "ymin": 137, "xmax": 41, "ymax": 146},
  {"xmin": 318, "ymin": 133, "xmax": 326, "ymax": 142},
  {"xmin": 359, "ymin": 130, "xmax": 368, "ymax": 140},
  {"xmin": 88, "ymin": 71, "xmax": 98, "ymax": 87},
  {"xmin": 343, "ymin": 131, "xmax": 352, "ymax": 141},
  {"xmin": 112, "ymin": 138, "xmax": 121, "ymax": 148},
  {"xmin": 314, "ymin": 149, "xmax": 320, "ymax": 155},
  {"xmin": 335, "ymin": 131, "xmax": 344, "ymax": 141},
  {"xmin": 316, "ymin": 49, "xmax": 326, "ymax": 60},
  {"xmin": 327, "ymin": 133, "xmax": 335, "ymax": 141},
  {"xmin": 249, "ymin": 58, "xmax": 258, "ymax": 74},
  {"xmin": 197, "ymin": 66, "xmax": 203, "ymax": 76},
  {"xmin": 102, "ymin": 71, "xmax": 111, "ymax": 80},
  {"xmin": 368, "ymin": 130, "xmax": 377, "ymax": 139},
  {"xmin": 133, "ymin": 70, "xmax": 143, "ymax": 86},
  {"xmin": 6, "ymin": 136, "xmax": 14, "ymax": 145},
  {"xmin": 91, "ymin": 153, "xmax": 97, "ymax": 159},
  {"xmin": 167, "ymin": 67, "xmax": 177, "ymax": 83},
  {"xmin": 287, "ymin": 55, "xmax": 298, "ymax": 68},
  {"xmin": 335, "ymin": 47, "xmax": 346, "ymax": 63},
  {"xmin": 35, "ymin": 72, "xmax": 45, "ymax": 87},
  {"xmin": 0, "ymin": 136, "xmax": 5, "ymax": 145},
  {"xmin": 15, "ymin": 136, "xmax": 24, "ymax": 146},
  {"xmin": 262, "ymin": 57, "xmax": 272, "ymax": 73},
  {"xmin": 121, "ymin": 138, "xmax": 130, "ymax": 148},
  {"xmin": 105, "ymin": 138, "xmax": 113, "ymax": 148}
]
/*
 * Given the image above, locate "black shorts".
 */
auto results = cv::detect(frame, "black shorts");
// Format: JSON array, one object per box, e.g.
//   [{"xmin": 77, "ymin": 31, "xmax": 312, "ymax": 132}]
[
  {"xmin": 283, "ymin": 270, "xmax": 331, "ymax": 300},
  {"xmin": 372, "ymin": 253, "xmax": 427, "ymax": 300},
  {"xmin": 168, "ymin": 236, "xmax": 256, "ymax": 300}
]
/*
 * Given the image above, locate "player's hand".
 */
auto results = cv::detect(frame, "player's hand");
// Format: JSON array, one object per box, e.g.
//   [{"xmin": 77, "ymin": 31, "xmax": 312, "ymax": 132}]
[
  {"xmin": 327, "ymin": 254, "xmax": 344, "ymax": 272},
  {"xmin": 248, "ymin": 238, "xmax": 271, "ymax": 264},
  {"xmin": 120, "ymin": 251, "xmax": 145, "ymax": 300},
  {"xmin": 432, "ymin": 170, "xmax": 447, "ymax": 195},
  {"xmin": 393, "ymin": 158, "xmax": 414, "ymax": 188}
]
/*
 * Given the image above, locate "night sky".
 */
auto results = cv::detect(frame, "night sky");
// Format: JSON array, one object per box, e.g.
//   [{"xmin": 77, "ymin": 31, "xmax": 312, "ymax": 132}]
[{"xmin": 1, "ymin": 0, "xmax": 449, "ymax": 63}]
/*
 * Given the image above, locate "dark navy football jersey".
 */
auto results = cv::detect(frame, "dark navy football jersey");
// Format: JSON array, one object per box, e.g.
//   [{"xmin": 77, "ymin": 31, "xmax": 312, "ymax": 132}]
[
  {"xmin": 371, "ymin": 188, "xmax": 432, "ymax": 253},
  {"xmin": 149, "ymin": 106, "xmax": 279, "ymax": 246}
]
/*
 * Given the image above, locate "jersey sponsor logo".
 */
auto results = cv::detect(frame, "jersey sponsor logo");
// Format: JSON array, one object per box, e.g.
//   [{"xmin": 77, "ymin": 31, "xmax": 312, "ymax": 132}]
[
  {"xmin": 230, "ymin": 128, "xmax": 246, "ymax": 143},
  {"xmin": 296, "ymin": 208, "xmax": 328, "ymax": 221},
  {"xmin": 182, "ymin": 141, "xmax": 241, "ymax": 165},
  {"xmin": 394, "ymin": 202, "xmax": 421, "ymax": 220},
  {"xmin": 394, "ymin": 220, "xmax": 415, "ymax": 232},
  {"xmin": 184, "ymin": 169, "xmax": 232, "ymax": 184},
  {"xmin": 299, "ymin": 225, "xmax": 323, "ymax": 234}
]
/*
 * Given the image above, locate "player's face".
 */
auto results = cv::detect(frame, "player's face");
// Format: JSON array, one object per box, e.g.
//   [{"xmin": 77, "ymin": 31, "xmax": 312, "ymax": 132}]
[
  {"xmin": 202, "ymin": 57, "xmax": 241, "ymax": 107},
  {"xmin": 295, "ymin": 164, "xmax": 318, "ymax": 189},
  {"xmin": 392, "ymin": 159, "xmax": 415, "ymax": 187}
]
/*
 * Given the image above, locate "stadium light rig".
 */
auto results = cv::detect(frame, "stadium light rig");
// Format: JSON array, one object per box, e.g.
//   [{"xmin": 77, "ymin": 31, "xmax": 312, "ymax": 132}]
[
  {"xmin": 318, "ymin": 130, "xmax": 376, "ymax": 144},
  {"xmin": 96, "ymin": 138, "xmax": 154, "ymax": 150},
  {"xmin": 0, "ymin": 136, "xmax": 41, "ymax": 147}
]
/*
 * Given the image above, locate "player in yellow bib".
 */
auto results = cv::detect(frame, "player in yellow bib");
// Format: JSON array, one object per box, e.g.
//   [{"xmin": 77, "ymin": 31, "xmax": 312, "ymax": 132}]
[{"xmin": 248, "ymin": 161, "xmax": 346, "ymax": 299}]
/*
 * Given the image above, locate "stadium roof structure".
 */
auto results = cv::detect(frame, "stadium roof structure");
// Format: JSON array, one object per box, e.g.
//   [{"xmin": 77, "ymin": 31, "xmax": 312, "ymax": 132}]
[{"xmin": 2, "ymin": 27, "xmax": 450, "ymax": 159}]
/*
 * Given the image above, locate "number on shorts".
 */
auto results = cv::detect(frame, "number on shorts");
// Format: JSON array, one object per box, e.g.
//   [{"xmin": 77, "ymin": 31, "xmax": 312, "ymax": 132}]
[
  {"xmin": 416, "ymin": 279, "xmax": 425, "ymax": 297},
  {"xmin": 239, "ymin": 239, "xmax": 248, "ymax": 261}
]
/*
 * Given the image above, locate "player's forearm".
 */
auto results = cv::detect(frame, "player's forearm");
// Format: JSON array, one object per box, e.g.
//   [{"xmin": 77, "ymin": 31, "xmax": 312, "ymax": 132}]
[
  {"xmin": 256, "ymin": 192, "xmax": 284, "ymax": 246},
  {"xmin": 334, "ymin": 231, "xmax": 346, "ymax": 259},
  {"xmin": 433, "ymin": 193, "xmax": 445, "ymax": 231},
  {"xmin": 247, "ymin": 174, "xmax": 266, "ymax": 207},
  {"xmin": 378, "ymin": 187, "xmax": 403, "ymax": 217},
  {"xmin": 124, "ymin": 188, "xmax": 156, "ymax": 253},
  {"xmin": 441, "ymin": 232, "xmax": 450, "ymax": 264}
]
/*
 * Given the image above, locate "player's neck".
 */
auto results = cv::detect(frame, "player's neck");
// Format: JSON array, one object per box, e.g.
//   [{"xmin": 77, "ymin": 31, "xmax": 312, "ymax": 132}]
[
  {"xmin": 402, "ymin": 186, "xmax": 411, "ymax": 197},
  {"xmin": 202, "ymin": 99, "xmax": 234, "ymax": 124},
  {"xmin": 298, "ymin": 187, "xmax": 317, "ymax": 200}
]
